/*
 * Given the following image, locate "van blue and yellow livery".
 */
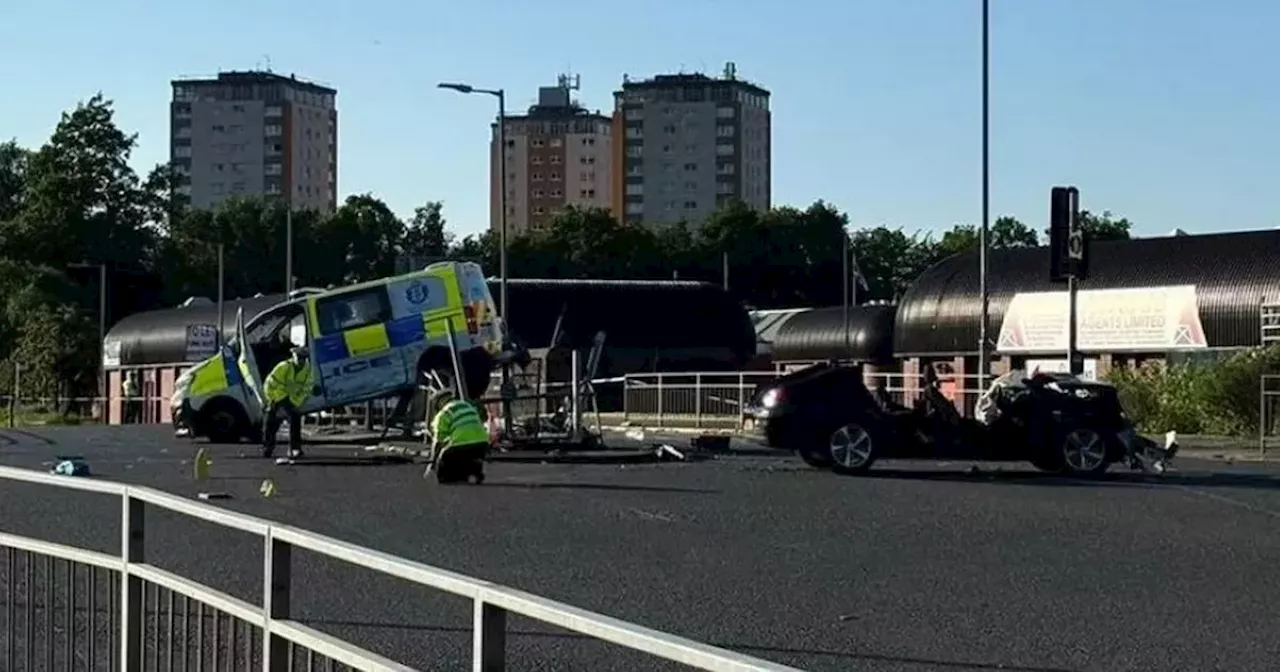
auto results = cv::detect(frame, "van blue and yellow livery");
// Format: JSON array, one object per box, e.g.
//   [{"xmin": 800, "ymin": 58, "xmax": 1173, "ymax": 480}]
[{"xmin": 171, "ymin": 261, "xmax": 503, "ymax": 443}]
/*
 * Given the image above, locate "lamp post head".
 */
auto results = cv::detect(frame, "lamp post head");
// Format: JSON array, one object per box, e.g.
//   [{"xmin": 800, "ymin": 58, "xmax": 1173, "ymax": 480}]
[{"xmin": 437, "ymin": 82, "xmax": 474, "ymax": 94}]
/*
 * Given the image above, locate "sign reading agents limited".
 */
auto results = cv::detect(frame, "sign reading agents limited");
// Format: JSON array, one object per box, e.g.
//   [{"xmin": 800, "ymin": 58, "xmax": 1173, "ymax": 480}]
[{"xmin": 996, "ymin": 285, "xmax": 1207, "ymax": 353}]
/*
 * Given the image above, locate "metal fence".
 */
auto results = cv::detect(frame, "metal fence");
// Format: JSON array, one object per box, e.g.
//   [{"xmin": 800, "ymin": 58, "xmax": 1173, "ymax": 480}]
[
  {"xmin": 1258, "ymin": 375, "xmax": 1280, "ymax": 456},
  {"xmin": 0, "ymin": 465, "xmax": 803, "ymax": 671},
  {"xmin": 619, "ymin": 371, "xmax": 991, "ymax": 431}
]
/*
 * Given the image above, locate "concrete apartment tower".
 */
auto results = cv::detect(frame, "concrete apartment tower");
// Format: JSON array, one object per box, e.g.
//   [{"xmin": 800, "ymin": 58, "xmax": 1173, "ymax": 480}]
[
  {"xmin": 490, "ymin": 75, "xmax": 614, "ymax": 235},
  {"xmin": 611, "ymin": 62, "xmax": 771, "ymax": 228},
  {"xmin": 170, "ymin": 70, "xmax": 338, "ymax": 213}
]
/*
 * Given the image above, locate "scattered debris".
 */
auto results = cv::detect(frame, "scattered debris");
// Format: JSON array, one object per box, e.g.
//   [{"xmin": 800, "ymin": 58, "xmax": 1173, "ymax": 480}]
[
  {"xmin": 628, "ymin": 508, "xmax": 675, "ymax": 523},
  {"xmin": 260, "ymin": 479, "xmax": 278, "ymax": 498},
  {"xmin": 51, "ymin": 456, "xmax": 90, "ymax": 477},
  {"xmin": 624, "ymin": 428, "xmax": 646, "ymax": 442},
  {"xmin": 197, "ymin": 492, "xmax": 231, "ymax": 500},
  {"xmin": 654, "ymin": 444, "xmax": 686, "ymax": 461}
]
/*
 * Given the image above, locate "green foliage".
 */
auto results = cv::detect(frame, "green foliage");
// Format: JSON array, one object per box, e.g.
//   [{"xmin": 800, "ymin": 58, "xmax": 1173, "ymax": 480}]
[
  {"xmin": 0, "ymin": 93, "xmax": 1151, "ymax": 406},
  {"xmin": 1107, "ymin": 347, "xmax": 1280, "ymax": 437}
]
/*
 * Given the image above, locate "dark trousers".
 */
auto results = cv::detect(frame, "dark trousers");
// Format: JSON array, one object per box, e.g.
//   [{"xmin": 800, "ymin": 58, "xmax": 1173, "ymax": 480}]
[
  {"xmin": 435, "ymin": 441, "xmax": 488, "ymax": 483},
  {"xmin": 263, "ymin": 400, "xmax": 302, "ymax": 456},
  {"xmin": 124, "ymin": 399, "xmax": 142, "ymax": 424}
]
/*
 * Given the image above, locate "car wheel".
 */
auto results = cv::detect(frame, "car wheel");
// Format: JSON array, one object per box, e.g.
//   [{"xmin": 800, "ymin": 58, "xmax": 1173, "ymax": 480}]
[
  {"xmin": 201, "ymin": 400, "xmax": 247, "ymax": 444},
  {"xmin": 1059, "ymin": 426, "xmax": 1109, "ymax": 476},
  {"xmin": 829, "ymin": 422, "xmax": 878, "ymax": 475}
]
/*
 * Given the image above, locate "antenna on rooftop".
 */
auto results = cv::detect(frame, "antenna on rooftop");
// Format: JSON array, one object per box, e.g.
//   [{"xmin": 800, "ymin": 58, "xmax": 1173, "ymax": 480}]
[{"xmin": 557, "ymin": 72, "xmax": 581, "ymax": 91}]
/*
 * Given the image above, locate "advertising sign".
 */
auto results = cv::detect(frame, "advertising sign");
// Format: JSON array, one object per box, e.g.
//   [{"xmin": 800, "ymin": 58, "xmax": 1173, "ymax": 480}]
[
  {"xmin": 1025, "ymin": 358, "xmax": 1099, "ymax": 381},
  {"xmin": 997, "ymin": 285, "xmax": 1207, "ymax": 353},
  {"xmin": 185, "ymin": 324, "xmax": 220, "ymax": 362},
  {"xmin": 102, "ymin": 340, "xmax": 121, "ymax": 368}
]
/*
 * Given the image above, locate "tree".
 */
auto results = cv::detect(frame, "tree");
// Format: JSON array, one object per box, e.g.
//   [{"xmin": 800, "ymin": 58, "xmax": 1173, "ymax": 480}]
[
  {"xmin": 403, "ymin": 201, "xmax": 453, "ymax": 261},
  {"xmin": 849, "ymin": 226, "xmax": 937, "ymax": 302},
  {"xmin": 1079, "ymin": 210, "xmax": 1132, "ymax": 241},
  {"xmin": 316, "ymin": 195, "xmax": 405, "ymax": 285},
  {"xmin": 11, "ymin": 94, "xmax": 151, "ymax": 269},
  {"xmin": 0, "ymin": 140, "xmax": 29, "ymax": 224},
  {"xmin": 936, "ymin": 216, "xmax": 1040, "ymax": 258}
]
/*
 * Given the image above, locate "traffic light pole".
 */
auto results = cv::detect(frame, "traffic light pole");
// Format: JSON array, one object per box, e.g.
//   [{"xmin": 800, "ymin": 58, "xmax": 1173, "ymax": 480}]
[{"xmin": 1067, "ymin": 274, "xmax": 1080, "ymax": 376}]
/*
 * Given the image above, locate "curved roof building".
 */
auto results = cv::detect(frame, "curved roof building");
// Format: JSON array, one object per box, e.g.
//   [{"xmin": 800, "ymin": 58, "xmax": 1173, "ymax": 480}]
[
  {"xmin": 894, "ymin": 230, "xmax": 1280, "ymax": 357},
  {"xmin": 769, "ymin": 305, "xmax": 897, "ymax": 363},
  {"xmin": 105, "ymin": 278, "xmax": 758, "ymax": 368}
]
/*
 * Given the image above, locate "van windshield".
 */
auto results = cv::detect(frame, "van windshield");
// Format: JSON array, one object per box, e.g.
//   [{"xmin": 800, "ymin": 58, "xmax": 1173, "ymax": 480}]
[{"xmin": 460, "ymin": 263, "xmax": 497, "ymax": 311}]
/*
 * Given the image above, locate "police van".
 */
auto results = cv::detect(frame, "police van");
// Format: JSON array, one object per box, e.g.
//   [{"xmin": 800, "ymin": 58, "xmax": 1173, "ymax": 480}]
[{"xmin": 171, "ymin": 261, "xmax": 503, "ymax": 443}]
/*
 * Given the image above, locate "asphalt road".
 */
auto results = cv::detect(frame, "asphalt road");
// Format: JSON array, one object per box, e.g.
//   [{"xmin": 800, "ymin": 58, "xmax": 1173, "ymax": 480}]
[{"xmin": 3, "ymin": 426, "xmax": 1280, "ymax": 672}]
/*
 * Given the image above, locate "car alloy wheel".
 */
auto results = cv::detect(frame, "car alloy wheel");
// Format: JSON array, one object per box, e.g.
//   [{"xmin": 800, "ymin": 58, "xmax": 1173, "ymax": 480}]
[
  {"xmin": 830, "ymin": 423, "xmax": 874, "ymax": 469},
  {"xmin": 1062, "ymin": 427, "xmax": 1106, "ymax": 473}
]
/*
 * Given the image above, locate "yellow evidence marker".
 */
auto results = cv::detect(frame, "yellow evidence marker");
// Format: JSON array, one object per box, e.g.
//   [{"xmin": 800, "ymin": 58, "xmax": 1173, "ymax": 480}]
[
  {"xmin": 259, "ymin": 478, "xmax": 278, "ymax": 498},
  {"xmin": 193, "ymin": 448, "xmax": 211, "ymax": 481}
]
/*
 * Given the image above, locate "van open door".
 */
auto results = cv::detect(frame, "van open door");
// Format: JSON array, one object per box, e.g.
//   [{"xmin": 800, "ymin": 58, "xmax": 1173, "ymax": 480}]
[{"xmin": 235, "ymin": 307, "xmax": 265, "ymax": 410}]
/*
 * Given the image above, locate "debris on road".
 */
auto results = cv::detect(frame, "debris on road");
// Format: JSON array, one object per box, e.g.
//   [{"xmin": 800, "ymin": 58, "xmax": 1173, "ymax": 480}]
[
  {"xmin": 260, "ymin": 478, "xmax": 278, "ymax": 498},
  {"xmin": 51, "ymin": 456, "xmax": 90, "ymax": 477},
  {"xmin": 197, "ymin": 491, "xmax": 231, "ymax": 500}
]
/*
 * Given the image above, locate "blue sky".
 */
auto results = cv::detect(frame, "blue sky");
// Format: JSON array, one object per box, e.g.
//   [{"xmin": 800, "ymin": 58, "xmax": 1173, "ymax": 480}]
[{"xmin": 3, "ymin": 0, "xmax": 1277, "ymax": 239}]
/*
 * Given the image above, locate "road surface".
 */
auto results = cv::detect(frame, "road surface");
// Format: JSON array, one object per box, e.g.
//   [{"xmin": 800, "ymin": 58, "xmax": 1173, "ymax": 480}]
[{"xmin": 2, "ymin": 426, "xmax": 1280, "ymax": 671}]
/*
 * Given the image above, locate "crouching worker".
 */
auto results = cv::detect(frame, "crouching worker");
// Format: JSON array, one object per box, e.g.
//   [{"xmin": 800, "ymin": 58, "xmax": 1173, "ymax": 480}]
[
  {"xmin": 262, "ymin": 346, "xmax": 314, "ymax": 460},
  {"xmin": 426, "ymin": 392, "xmax": 490, "ymax": 484}
]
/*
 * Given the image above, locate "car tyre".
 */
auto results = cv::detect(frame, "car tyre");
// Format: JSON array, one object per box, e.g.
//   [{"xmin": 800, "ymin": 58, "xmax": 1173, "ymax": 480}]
[
  {"xmin": 828, "ymin": 421, "xmax": 878, "ymax": 475},
  {"xmin": 1056, "ymin": 426, "xmax": 1110, "ymax": 477},
  {"xmin": 200, "ymin": 399, "xmax": 247, "ymax": 444}
]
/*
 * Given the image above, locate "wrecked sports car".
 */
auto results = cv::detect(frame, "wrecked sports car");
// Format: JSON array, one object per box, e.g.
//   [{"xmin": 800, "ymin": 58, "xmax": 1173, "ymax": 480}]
[{"xmin": 743, "ymin": 363, "xmax": 1176, "ymax": 477}]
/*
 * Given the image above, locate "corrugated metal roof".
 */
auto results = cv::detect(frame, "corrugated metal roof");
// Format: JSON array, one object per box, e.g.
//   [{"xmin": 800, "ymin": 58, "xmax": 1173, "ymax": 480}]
[
  {"xmin": 498, "ymin": 279, "xmax": 756, "ymax": 360},
  {"xmin": 105, "ymin": 278, "xmax": 757, "ymax": 367},
  {"xmin": 105, "ymin": 293, "xmax": 288, "ymax": 366},
  {"xmin": 894, "ymin": 229, "xmax": 1280, "ymax": 356},
  {"xmin": 772, "ymin": 305, "xmax": 897, "ymax": 363},
  {"xmin": 749, "ymin": 308, "xmax": 810, "ymax": 346}
]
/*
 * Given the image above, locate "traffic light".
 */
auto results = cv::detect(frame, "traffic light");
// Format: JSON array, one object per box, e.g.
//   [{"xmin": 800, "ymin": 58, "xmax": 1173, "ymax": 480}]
[{"xmin": 1049, "ymin": 186, "xmax": 1087, "ymax": 281}]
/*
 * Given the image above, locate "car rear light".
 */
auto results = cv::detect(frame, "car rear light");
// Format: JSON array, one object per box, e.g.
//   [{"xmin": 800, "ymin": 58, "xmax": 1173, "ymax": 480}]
[{"xmin": 463, "ymin": 305, "xmax": 479, "ymax": 334}]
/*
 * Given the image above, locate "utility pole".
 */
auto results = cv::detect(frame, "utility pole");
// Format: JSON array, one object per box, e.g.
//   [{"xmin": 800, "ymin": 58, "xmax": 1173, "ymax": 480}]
[
  {"xmin": 977, "ymin": 0, "xmax": 992, "ymax": 390},
  {"xmin": 216, "ymin": 244, "xmax": 225, "ymax": 348}
]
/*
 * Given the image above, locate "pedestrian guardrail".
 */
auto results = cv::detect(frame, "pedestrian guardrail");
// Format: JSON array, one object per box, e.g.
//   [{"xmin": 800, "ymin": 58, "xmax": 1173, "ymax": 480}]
[
  {"xmin": 0, "ymin": 465, "xmax": 804, "ymax": 671},
  {"xmin": 619, "ymin": 371, "xmax": 991, "ymax": 431}
]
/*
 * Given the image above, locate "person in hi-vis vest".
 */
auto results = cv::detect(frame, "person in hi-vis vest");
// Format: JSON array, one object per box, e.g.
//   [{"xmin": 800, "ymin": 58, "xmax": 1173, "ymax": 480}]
[
  {"xmin": 261, "ymin": 346, "xmax": 315, "ymax": 459},
  {"xmin": 425, "ymin": 392, "xmax": 490, "ymax": 484}
]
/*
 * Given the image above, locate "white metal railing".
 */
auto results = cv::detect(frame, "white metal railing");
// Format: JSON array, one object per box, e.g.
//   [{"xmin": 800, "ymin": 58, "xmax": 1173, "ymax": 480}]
[
  {"xmin": 620, "ymin": 371, "xmax": 992, "ymax": 430},
  {"xmin": 1258, "ymin": 375, "xmax": 1280, "ymax": 456},
  {"xmin": 0, "ymin": 465, "xmax": 804, "ymax": 671}
]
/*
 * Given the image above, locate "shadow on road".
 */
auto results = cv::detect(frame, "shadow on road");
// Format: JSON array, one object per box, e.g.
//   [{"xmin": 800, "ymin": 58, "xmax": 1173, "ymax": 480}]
[
  {"xmin": 305, "ymin": 618, "xmax": 1076, "ymax": 672},
  {"xmin": 849, "ymin": 467, "xmax": 1280, "ymax": 492},
  {"xmin": 480, "ymin": 481, "xmax": 719, "ymax": 495}
]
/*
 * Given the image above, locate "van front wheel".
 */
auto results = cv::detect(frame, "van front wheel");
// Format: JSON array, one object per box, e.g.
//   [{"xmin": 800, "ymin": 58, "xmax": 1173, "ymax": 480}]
[{"xmin": 199, "ymin": 398, "xmax": 249, "ymax": 444}]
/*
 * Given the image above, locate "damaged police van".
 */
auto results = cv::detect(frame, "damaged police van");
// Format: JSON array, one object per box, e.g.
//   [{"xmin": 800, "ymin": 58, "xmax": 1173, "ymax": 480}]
[{"xmin": 171, "ymin": 261, "xmax": 504, "ymax": 443}]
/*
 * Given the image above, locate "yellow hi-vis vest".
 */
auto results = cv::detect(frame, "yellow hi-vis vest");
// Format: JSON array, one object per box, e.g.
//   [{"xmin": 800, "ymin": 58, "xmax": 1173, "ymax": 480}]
[
  {"xmin": 263, "ymin": 360, "xmax": 314, "ymax": 406},
  {"xmin": 431, "ymin": 400, "xmax": 490, "ymax": 448}
]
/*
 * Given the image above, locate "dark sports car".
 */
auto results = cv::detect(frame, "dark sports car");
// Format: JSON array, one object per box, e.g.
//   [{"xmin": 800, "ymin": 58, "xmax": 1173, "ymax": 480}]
[{"xmin": 743, "ymin": 363, "xmax": 1175, "ymax": 477}]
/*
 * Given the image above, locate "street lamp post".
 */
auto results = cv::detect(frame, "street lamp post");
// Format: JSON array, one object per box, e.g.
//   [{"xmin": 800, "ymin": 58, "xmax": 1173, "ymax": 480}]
[
  {"xmin": 438, "ymin": 82, "xmax": 508, "ymax": 325},
  {"xmin": 69, "ymin": 262, "xmax": 107, "ymax": 413},
  {"xmin": 438, "ymin": 81, "xmax": 513, "ymax": 434},
  {"xmin": 978, "ymin": 0, "xmax": 992, "ymax": 391}
]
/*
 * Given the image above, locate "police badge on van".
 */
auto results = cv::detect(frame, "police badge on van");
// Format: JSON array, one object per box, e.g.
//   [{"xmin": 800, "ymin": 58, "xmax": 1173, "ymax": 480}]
[{"xmin": 405, "ymin": 280, "xmax": 429, "ymax": 305}]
